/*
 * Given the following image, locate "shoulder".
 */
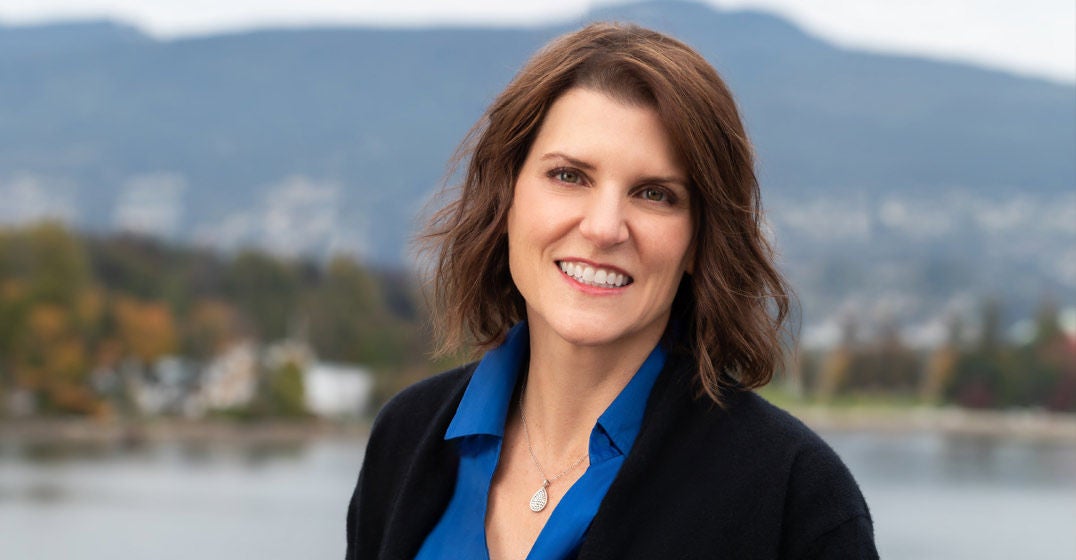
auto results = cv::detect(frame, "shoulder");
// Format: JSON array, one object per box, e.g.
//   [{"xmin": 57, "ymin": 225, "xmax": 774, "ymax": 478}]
[
  {"xmin": 674, "ymin": 388, "xmax": 867, "ymax": 499},
  {"xmin": 657, "ymin": 368, "xmax": 840, "ymax": 464},
  {"xmin": 723, "ymin": 392, "xmax": 877, "ymax": 558},
  {"xmin": 657, "ymin": 378, "xmax": 876, "ymax": 557},
  {"xmin": 734, "ymin": 390, "xmax": 868, "ymax": 483},
  {"xmin": 592, "ymin": 354, "xmax": 877, "ymax": 557},
  {"xmin": 714, "ymin": 390, "xmax": 871, "ymax": 504},
  {"xmin": 346, "ymin": 364, "xmax": 477, "ymax": 559},
  {"xmin": 377, "ymin": 363, "xmax": 477, "ymax": 418},
  {"xmin": 368, "ymin": 362, "xmax": 477, "ymax": 445},
  {"xmin": 722, "ymin": 391, "xmax": 842, "ymax": 461},
  {"xmin": 642, "ymin": 358, "xmax": 863, "ymax": 493}
]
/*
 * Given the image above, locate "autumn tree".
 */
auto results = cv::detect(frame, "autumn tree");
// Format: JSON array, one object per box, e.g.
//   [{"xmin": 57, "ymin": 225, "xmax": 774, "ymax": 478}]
[
  {"xmin": 112, "ymin": 296, "xmax": 178, "ymax": 364},
  {"xmin": 0, "ymin": 224, "xmax": 102, "ymax": 413}
]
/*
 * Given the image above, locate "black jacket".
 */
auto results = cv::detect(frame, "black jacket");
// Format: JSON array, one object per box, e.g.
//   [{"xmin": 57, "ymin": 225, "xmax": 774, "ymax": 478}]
[{"xmin": 346, "ymin": 352, "xmax": 878, "ymax": 559}]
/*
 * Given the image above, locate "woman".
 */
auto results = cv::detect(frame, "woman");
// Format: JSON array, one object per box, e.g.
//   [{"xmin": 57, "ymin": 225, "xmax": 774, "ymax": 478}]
[{"xmin": 347, "ymin": 23, "xmax": 877, "ymax": 559}]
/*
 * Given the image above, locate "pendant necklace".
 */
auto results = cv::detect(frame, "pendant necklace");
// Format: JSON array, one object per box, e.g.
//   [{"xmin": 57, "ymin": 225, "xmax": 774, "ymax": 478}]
[{"xmin": 518, "ymin": 380, "xmax": 589, "ymax": 513}]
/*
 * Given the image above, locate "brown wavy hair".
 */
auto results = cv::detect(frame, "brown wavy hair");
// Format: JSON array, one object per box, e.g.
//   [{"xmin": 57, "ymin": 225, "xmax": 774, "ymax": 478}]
[{"xmin": 421, "ymin": 22, "xmax": 791, "ymax": 404}]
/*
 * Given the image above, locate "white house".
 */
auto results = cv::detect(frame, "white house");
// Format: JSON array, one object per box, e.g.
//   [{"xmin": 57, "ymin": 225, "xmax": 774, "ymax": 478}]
[
  {"xmin": 197, "ymin": 341, "xmax": 259, "ymax": 411},
  {"xmin": 303, "ymin": 362, "xmax": 374, "ymax": 417}
]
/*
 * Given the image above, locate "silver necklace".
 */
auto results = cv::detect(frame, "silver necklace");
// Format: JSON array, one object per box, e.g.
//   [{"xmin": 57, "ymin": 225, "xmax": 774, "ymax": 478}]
[{"xmin": 518, "ymin": 381, "xmax": 589, "ymax": 513}]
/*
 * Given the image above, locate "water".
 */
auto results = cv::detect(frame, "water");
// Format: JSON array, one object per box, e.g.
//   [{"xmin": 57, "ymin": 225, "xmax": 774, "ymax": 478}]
[
  {"xmin": 837, "ymin": 432, "xmax": 1076, "ymax": 559},
  {"xmin": 1, "ymin": 430, "xmax": 1073, "ymax": 559},
  {"xmin": 0, "ymin": 437, "xmax": 367, "ymax": 560}
]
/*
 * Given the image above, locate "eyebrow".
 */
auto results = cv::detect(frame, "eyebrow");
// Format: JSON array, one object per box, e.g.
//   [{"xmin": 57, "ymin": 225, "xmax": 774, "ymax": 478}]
[
  {"xmin": 539, "ymin": 152, "xmax": 596, "ymax": 172},
  {"xmin": 539, "ymin": 151, "xmax": 689, "ymax": 187}
]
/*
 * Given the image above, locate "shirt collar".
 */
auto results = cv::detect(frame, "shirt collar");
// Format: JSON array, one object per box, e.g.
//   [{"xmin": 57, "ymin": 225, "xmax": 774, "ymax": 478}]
[
  {"xmin": 444, "ymin": 322, "xmax": 528, "ymax": 439},
  {"xmin": 444, "ymin": 320, "xmax": 667, "ymax": 456},
  {"xmin": 593, "ymin": 344, "xmax": 666, "ymax": 457}
]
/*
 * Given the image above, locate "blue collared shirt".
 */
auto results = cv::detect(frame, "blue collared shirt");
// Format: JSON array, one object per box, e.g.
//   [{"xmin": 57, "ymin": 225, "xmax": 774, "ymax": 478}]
[{"xmin": 415, "ymin": 322, "xmax": 667, "ymax": 559}]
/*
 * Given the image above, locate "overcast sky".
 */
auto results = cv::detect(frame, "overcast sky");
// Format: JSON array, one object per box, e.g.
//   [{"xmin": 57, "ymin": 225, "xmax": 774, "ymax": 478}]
[{"xmin": 1, "ymin": 0, "xmax": 1073, "ymax": 83}]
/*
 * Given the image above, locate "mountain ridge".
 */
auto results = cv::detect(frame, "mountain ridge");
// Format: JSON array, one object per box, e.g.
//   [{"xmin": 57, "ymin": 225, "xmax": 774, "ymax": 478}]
[{"xmin": 0, "ymin": 0, "xmax": 1072, "ymax": 328}]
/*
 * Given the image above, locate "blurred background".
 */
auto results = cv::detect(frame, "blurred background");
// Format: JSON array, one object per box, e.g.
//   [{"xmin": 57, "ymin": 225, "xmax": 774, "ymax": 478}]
[{"xmin": 0, "ymin": 0, "xmax": 1073, "ymax": 558}]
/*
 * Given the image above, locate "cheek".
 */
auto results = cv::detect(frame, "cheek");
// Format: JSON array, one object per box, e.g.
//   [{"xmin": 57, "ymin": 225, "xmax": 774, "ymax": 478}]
[
  {"xmin": 644, "ymin": 222, "xmax": 694, "ymax": 270},
  {"xmin": 515, "ymin": 187, "xmax": 559, "ymax": 222},
  {"xmin": 506, "ymin": 203, "xmax": 543, "ymax": 276},
  {"xmin": 510, "ymin": 183, "xmax": 569, "ymax": 242},
  {"xmin": 641, "ymin": 217, "xmax": 692, "ymax": 255}
]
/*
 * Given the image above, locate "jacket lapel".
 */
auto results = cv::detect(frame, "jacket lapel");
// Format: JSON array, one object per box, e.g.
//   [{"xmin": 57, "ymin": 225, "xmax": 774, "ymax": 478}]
[
  {"xmin": 577, "ymin": 353, "xmax": 696, "ymax": 558},
  {"xmin": 381, "ymin": 369, "xmax": 472, "ymax": 559}
]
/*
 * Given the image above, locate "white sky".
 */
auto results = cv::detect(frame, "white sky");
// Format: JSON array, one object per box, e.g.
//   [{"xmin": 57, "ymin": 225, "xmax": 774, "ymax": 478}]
[{"xmin": 0, "ymin": 0, "xmax": 1073, "ymax": 83}]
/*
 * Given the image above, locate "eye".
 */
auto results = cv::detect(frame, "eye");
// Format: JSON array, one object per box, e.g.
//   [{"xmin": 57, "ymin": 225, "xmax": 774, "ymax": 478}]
[
  {"xmin": 641, "ymin": 187, "xmax": 669, "ymax": 203},
  {"xmin": 550, "ymin": 168, "xmax": 582, "ymax": 184}
]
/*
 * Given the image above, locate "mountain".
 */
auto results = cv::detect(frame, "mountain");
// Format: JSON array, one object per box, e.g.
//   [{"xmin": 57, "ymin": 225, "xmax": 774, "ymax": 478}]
[
  {"xmin": 0, "ymin": 19, "xmax": 149, "ymax": 56},
  {"xmin": 1, "ymin": 0, "xmax": 1073, "ymax": 331}
]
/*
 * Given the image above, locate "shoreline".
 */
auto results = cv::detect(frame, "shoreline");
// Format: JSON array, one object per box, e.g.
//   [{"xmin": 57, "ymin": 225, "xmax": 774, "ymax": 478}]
[
  {"xmin": 788, "ymin": 405, "xmax": 1076, "ymax": 442},
  {"xmin": 0, "ymin": 417, "xmax": 371, "ymax": 444},
  {"xmin": 3, "ymin": 407, "xmax": 1075, "ymax": 444}
]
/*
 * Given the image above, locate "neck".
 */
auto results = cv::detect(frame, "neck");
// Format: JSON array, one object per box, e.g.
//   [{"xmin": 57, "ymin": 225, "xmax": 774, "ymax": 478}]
[{"xmin": 517, "ymin": 323, "xmax": 662, "ymax": 463}]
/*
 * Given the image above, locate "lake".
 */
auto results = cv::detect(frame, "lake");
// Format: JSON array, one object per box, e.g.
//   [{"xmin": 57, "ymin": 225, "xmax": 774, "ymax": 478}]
[{"xmin": 1, "ymin": 428, "xmax": 1074, "ymax": 559}]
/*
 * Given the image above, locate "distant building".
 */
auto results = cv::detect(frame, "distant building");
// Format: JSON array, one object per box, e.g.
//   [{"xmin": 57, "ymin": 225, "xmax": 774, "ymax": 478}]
[
  {"xmin": 129, "ymin": 356, "xmax": 199, "ymax": 416},
  {"xmin": 197, "ymin": 341, "xmax": 259, "ymax": 412},
  {"xmin": 110, "ymin": 338, "xmax": 374, "ymax": 418},
  {"xmin": 303, "ymin": 362, "xmax": 374, "ymax": 418}
]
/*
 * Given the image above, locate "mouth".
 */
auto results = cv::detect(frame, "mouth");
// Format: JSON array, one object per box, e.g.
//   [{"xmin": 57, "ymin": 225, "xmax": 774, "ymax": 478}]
[{"xmin": 557, "ymin": 260, "xmax": 634, "ymax": 288}]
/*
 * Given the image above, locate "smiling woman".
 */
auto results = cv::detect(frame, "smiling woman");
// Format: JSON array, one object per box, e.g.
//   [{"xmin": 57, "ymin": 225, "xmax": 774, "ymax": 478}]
[
  {"xmin": 507, "ymin": 87, "xmax": 694, "ymax": 355},
  {"xmin": 346, "ymin": 23, "xmax": 878, "ymax": 560}
]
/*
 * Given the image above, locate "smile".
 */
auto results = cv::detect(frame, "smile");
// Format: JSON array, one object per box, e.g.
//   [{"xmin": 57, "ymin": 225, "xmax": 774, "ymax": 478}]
[{"xmin": 557, "ymin": 260, "xmax": 633, "ymax": 288}]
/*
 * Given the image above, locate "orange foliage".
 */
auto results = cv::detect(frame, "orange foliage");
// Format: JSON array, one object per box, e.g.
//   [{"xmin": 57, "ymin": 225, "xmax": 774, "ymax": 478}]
[
  {"xmin": 50, "ymin": 338, "xmax": 87, "ymax": 382},
  {"xmin": 48, "ymin": 383, "xmax": 103, "ymax": 415},
  {"xmin": 94, "ymin": 337, "xmax": 125, "ymax": 370},
  {"xmin": 19, "ymin": 303, "xmax": 90, "ymax": 388},
  {"xmin": 1, "ymin": 278, "xmax": 25, "ymax": 302},
  {"xmin": 14, "ymin": 365, "xmax": 45, "ymax": 390},
  {"xmin": 75, "ymin": 287, "xmax": 105, "ymax": 327},
  {"xmin": 28, "ymin": 304, "xmax": 68, "ymax": 341},
  {"xmin": 113, "ymin": 296, "xmax": 177, "ymax": 362},
  {"xmin": 189, "ymin": 299, "xmax": 242, "ymax": 354}
]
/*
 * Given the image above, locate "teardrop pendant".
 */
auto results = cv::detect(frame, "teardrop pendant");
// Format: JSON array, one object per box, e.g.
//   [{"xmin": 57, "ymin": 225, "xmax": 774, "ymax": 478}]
[{"xmin": 529, "ymin": 481, "xmax": 549, "ymax": 512}]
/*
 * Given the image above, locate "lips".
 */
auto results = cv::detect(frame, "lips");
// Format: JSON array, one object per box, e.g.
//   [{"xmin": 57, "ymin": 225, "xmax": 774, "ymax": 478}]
[{"xmin": 557, "ymin": 260, "xmax": 633, "ymax": 288}]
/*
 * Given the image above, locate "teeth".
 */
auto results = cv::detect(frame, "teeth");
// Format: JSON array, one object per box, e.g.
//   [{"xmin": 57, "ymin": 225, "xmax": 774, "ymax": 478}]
[{"xmin": 558, "ymin": 261, "xmax": 631, "ymax": 288}]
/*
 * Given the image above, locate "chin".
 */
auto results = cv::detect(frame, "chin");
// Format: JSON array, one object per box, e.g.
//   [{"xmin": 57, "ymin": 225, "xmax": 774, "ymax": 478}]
[
  {"xmin": 558, "ymin": 330, "xmax": 620, "ymax": 348},
  {"xmin": 546, "ymin": 314, "xmax": 647, "ymax": 350}
]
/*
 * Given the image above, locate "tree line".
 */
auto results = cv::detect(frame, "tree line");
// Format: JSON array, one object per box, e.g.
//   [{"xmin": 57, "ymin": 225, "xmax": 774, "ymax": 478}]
[
  {"xmin": 795, "ymin": 300, "xmax": 1075, "ymax": 411},
  {"xmin": 2, "ymin": 222, "xmax": 1072, "ymax": 417},
  {"xmin": 0, "ymin": 222, "xmax": 432, "ymax": 417}
]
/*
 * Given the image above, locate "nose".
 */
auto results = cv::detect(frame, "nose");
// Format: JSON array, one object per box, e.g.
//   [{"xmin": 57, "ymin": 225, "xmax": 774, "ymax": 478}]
[{"xmin": 578, "ymin": 189, "xmax": 629, "ymax": 248}]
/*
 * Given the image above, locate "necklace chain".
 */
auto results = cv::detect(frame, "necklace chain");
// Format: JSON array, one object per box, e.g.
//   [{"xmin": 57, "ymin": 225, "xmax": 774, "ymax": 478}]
[{"xmin": 518, "ymin": 380, "xmax": 588, "ymax": 513}]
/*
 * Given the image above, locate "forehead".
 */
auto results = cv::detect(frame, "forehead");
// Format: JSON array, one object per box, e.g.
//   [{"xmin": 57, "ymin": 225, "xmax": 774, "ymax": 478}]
[{"xmin": 528, "ymin": 87, "xmax": 687, "ymax": 181}]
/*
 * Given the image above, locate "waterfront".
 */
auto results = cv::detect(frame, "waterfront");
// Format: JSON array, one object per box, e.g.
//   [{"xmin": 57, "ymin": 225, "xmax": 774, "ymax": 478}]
[{"xmin": 1, "ymin": 427, "xmax": 1074, "ymax": 559}]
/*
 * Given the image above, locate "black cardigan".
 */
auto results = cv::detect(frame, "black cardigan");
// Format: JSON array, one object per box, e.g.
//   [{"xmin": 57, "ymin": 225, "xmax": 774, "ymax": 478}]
[{"xmin": 346, "ymin": 352, "xmax": 878, "ymax": 559}]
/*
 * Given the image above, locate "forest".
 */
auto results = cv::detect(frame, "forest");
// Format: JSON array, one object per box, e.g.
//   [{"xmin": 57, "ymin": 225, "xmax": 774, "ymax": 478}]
[
  {"xmin": 1, "ymin": 222, "xmax": 1072, "ymax": 418},
  {"xmin": 0, "ymin": 222, "xmax": 433, "ymax": 417}
]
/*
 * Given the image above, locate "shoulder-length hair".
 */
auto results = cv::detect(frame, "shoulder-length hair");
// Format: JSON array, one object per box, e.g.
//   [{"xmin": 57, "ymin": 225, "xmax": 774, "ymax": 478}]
[{"xmin": 422, "ymin": 22, "xmax": 791, "ymax": 404}]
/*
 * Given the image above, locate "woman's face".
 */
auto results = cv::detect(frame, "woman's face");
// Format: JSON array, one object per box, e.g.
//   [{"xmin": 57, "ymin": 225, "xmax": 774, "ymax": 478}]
[{"xmin": 506, "ymin": 87, "xmax": 694, "ymax": 353}]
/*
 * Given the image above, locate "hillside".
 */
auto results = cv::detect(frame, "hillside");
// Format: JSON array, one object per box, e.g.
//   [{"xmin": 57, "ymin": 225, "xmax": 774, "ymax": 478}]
[{"xmin": 1, "ymin": 0, "xmax": 1073, "ymax": 329}]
